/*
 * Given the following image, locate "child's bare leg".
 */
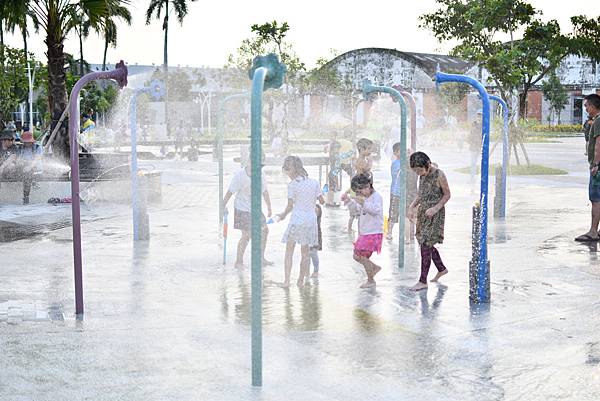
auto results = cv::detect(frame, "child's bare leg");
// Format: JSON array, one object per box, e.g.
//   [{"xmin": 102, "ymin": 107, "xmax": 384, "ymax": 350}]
[
  {"xmin": 236, "ymin": 230, "xmax": 250, "ymax": 268},
  {"xmin": 298, "ymin": 245, "xmax": 310, "ymax": 287},
  {"xmin": 354, "ymin": 254, "xmax": 376, "ymax": 288},
  {"xmin": 261, "ymin": 226, "xmax": 272, "ymax": 265},
  {"xmin": 283, "ymin": 241, "xmax": 295, "ymax": 287},
  {"xmin": 387, "ymin": 221, "xmax": 395, "ymax": 239},
  {"xmin": 347, "ymin": 216, "xmax": 353, "ymax": 232}
]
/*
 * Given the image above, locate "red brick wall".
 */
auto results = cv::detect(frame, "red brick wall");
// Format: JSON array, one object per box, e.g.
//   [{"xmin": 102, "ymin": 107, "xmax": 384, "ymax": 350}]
[{"xmin": 527, "ymin": 90, "xmax": 543, "ymax": 122}]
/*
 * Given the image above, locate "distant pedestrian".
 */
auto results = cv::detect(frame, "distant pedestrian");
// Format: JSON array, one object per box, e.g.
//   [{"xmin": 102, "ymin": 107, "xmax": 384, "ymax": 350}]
[
  {"xmin": 408, "ymin": 151, "xmax": 451, "ymax": 291},
  {"xmin": 575, "ymin": 94, "xmax": 600, "ymax": 242},
  {"xmin": 18, "ymin": 131, "xmax": 42, "ymax": 204},
  {"xmin": 276, "ymin": 156, "xmax": 325, "ymax": 287},
  {"xmin": 342, "ymin": 173, "xmax": 384, "ymax": 288},
  {"xmin": 175, "ymin": 121, "xmax": 185, "ymax": 157}
]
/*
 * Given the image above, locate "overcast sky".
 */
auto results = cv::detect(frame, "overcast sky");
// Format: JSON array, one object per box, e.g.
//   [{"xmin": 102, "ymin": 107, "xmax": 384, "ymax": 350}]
[{"xmin": 4, "ymin": 0, "xmax": 600, "ymax": 69}]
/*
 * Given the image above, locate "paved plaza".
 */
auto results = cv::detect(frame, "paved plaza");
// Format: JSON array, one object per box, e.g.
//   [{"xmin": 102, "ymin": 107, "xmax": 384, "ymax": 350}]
[{"xmin": 1, "ymin": 138, "xmax": 600, "ymax": 400}]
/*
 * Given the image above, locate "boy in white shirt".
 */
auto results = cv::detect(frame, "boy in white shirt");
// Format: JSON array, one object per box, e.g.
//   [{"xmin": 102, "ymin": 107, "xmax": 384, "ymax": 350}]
[{"xmin": 223, "ymin": 158, "xmax": 272, "ymax": 268}]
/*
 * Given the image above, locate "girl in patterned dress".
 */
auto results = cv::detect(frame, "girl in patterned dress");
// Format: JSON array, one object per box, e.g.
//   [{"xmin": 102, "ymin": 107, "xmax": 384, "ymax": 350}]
[
  {"xmin": 342, "ymin": 173, "xmax": 384, "ymax": 288},
  {"xmin": 277, "ymin": 156, "xmax": 325, "ymax": 287},
  {"xmin": 407, "ymin": 152, "xmax": 451, "ymax": 291}
]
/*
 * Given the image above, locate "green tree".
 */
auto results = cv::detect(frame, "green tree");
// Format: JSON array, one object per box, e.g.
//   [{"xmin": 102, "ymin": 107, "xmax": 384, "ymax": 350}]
[
  {"xmin": 145, "ymin": 0, "xmax": 197, "ymax": 73},
  {"xmin": 100, "ymin": 2, "xmax": 131, "ymax": 71},
  {"xmin": 146, "ymin": 0, "xmax": 197, "ymax": 137},
  {"xmin": 0, "ymin": 45, "xmax": 43, "ymax": 125},
  {"xmin": 420, "ymin": 0, "xmax": 600, "ymax": 119},
  {"xmin": 541, "ymin": 71, "xmax": 568, "ymax": 125},
  {"xmin": 227, "ymin": 20, "xmax": 305, "ymax": 141},
  {"xmin": 29, "ymin": 0, "xmax": 130, "ymax": 159},
  {"xmin": 148, "ymin": 67, "xmax": 192, "ymax": 101}
]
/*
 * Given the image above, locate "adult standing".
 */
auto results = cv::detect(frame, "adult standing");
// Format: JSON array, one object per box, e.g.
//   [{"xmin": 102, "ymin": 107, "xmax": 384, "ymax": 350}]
[
  {"xmin": 575, "ymin": 94, "xmax": 600, "ymax": 242},
  {"xmin": 19, "ymin": 132, "xmax": 42, "ymax": 204}
]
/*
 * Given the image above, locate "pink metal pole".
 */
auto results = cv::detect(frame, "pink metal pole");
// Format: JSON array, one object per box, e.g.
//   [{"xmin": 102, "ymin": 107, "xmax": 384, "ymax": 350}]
[{"xmin": 68, "ymin": 61, "xmax": 128, "ymax": 314}]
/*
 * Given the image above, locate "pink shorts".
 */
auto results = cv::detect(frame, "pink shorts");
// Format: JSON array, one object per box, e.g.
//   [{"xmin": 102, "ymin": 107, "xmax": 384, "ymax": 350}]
[{"xmin": 353, "ymin": 233, "xmax": 383, "ymax": 258}]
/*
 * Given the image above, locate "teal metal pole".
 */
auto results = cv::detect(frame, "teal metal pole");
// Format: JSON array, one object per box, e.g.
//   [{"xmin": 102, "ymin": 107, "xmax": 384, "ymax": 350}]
[
  {"xmin": 248, "ymin": 54, "xmax": 286, "ymax": 387},
  {"xmin": 218, "ymin": 93, "xmax": 249, "ymax": 241},
  {"xmin": 362, "ymin": 80, "xmax": 408, "ymax": 269},
  {"xmin": 489, "ymin": 95, "xmax": 509, "ymax": 218}
]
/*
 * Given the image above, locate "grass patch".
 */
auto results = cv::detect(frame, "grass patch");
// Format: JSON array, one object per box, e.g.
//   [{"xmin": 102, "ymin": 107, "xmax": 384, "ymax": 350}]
[{"xmin": 455, "ymin": 163, "xmax": 568, "ymax": 175}]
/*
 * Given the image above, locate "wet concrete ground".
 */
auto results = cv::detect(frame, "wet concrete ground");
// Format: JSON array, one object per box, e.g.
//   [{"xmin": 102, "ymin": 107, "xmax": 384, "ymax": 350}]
[{"xmin": 1, "ymin": 137, "xmax": 600, "ymax": 400}]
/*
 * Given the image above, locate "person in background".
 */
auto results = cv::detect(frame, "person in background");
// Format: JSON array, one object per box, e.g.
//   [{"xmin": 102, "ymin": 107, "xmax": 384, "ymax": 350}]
[
  {"xmin": 346, "ymin": 138, "xmax": 373, "ymax": 232},
  {"xmin": 575, "ymin": 94, "xmax": 600, "ymax": 242},
  {"xmin": 18, "ymin": 131, "xmax": 42, "ymax": 205},
  {"xmin": 223, "ymin": 155, "xmax": 273, "ymax": 268},
  {"xmin": 175, "ymin": 121, "xmax": 186, "ymax": 157}
]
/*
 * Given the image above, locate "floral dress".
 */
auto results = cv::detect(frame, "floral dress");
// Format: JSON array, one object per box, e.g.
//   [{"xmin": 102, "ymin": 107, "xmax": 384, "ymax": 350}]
[{"xmin": 415, "ymin": 168, "xmax": 445, "ymax": 247}]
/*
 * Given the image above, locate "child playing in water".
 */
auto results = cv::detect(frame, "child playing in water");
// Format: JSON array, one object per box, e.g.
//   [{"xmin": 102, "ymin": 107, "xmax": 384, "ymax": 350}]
[
  {"xmin": 309, "ymin": 204, "xmax": 323, "ymax": 278},
  {"xmin": 342, "ymin": 173, "xmax": 384, "ymax": 288},
  {"xmin": 387, "ymin": 144, "xmax": 418, "ymax": 242},
  {"xmin": 407, "ymin": 151, "xmax": 451, "ymax": 291},
  {"xmin": 276, "ymin": 156, "xmax": 325, "ymax": 287},
  {"xmin": 222, "ymin": 156, "xmax": 272, "ymax": 268},
  {"xmin": 347, "ymin": 138, "xmax": 373, "ymax": 232}
]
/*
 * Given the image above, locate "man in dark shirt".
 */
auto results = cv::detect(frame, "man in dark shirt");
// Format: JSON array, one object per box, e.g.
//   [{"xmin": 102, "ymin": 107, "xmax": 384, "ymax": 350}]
[{"xmin": 576, "ymin": 94, "xmax": 600, "ymax": 241}]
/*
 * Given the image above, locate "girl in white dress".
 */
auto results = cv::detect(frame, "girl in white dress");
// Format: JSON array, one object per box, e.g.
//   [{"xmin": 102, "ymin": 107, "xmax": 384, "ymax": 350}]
[{"xmin": 276, "ymin": 156, "xmax": 325, "ymax": 287}]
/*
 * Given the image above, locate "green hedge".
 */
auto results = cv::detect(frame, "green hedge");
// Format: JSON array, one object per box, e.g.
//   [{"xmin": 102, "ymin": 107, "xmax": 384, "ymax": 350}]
[{"xmin": 529, "ymin": 124, "xmax": 582, "ymax": 133}]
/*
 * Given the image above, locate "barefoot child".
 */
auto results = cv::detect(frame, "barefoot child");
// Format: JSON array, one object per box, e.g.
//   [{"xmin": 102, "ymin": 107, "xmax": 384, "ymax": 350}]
[
  {"xmin": 342, "ymin": 173, "xmax": 384, "ymax": 288},
  {"xmin": 407, "ymin": 152, "xmax": 451, "ymax": 291},
  {"xmin": 276, "ymin": 156, "xmax": 325, "ymax": 287},
  {"xmin": 223, "ymin": 157, "xmax": 272, "ymax": 268}
]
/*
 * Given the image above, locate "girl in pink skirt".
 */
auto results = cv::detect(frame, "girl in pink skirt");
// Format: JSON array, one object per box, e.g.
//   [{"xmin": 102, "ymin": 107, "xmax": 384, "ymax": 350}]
[{"xmin": 342, "ymin": 173, "xmax": 384, "ymax": 288}]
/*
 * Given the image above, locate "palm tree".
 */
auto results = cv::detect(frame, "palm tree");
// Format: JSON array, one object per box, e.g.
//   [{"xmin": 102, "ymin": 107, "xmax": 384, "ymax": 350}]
[
  {"xmin": 29, "ymin": 0, "xmax": 130, "ymax": 159},
  {"xmin": 145, "ymin": 0, "xmax": 197, "ymax": 136},
  {"xmin": 101, "ymin": 3, "xmax": 131, "ymax": 71},
  {"xmin": 145, "ymin": 0, "xmax": 196, "ymax": 73}
]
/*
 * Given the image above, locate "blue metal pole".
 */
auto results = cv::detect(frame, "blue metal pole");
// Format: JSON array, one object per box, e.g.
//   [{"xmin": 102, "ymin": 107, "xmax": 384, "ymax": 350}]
[
  {"xmin": 435, "ymin": 71, "xmax": 491, "ymax": 303},
  {"xmin": 248, "ymin": 54, "xmax": 286, "ymax": 387},
  {"xmin": 362, "ymin": 80, "xmax": 408, "ymax": 269},
  {"xmin": 489, "ymin": 95, "xmax": 509, "ymax": 219}
]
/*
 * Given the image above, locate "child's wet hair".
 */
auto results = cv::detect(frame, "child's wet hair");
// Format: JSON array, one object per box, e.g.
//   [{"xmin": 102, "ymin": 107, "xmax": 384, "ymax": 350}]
[
  {"xmin": 409, "ymin": 151, "xmax": 431, "ymax": 169},
  {"xmin": 282, "ymin": 155, "xmax": 308, "ymax": 178},
  {"xmin": 351, "ymin": 173, "xmax": 373, "ymax": 192},
  {"xmin": 356, "ymin": 138, "xmax": 373, "ymax": 152},
  {"xmin": 392, "ymin": 142, "xmax": 401, "ymax": 153}
]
